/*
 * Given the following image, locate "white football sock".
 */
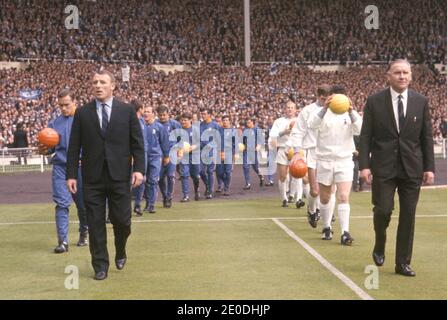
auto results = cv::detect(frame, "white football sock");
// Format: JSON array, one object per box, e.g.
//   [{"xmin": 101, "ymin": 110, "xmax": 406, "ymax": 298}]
[
  {"xmin": 308, "ymin": 195, "xmax": 317, "ymax": 213},
  {"xmin": 328, "ymin": 193, "xmax": 336, "ymax": 221},
  {"xmin": 278, "ymin": 180, "xmax": 288, "ymax": 201},
  {"xmin": 338, "ymin": 203, "xmax": 350, "ymax": 234},
  {"xmin": 289, "ymin": 177, "xmax": 298, "ymax": 199},
  {"xmin": 320, "ymin": 201, "xmax": 331, "ymax": 229},
  {"xmin": 295, "ymin": 178, "xmax": 303, "ymax": 200},
  {"xmin": 303, "ymin": 183, "xmax": 310, "ymax": 199}
]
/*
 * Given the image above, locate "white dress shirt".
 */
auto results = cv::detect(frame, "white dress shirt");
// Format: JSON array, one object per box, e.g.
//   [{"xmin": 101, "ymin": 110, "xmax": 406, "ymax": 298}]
[
  {"xmin": 390, "ymin": 87, "xmax": 408, "ymax": 132},
  {"xmin": 96, "ymin": 97, "xmax": 114, "ymax": 129}
]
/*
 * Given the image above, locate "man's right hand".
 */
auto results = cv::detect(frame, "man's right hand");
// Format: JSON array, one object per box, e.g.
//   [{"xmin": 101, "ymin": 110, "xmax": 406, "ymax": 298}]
[
  {"xmin": 325, "ymin": 94, "xmax": 334, "ymax": 108},
  {"xmin": 38, "ymin": 144, "xmax": 49, "ymax": 155},
  {"xmin": 360, "ymin": 169, "xmax": 372, "ymax": 184},
  {"xmin": 67, "ymin": 179, "xmax": 77, "ymax": 194}
]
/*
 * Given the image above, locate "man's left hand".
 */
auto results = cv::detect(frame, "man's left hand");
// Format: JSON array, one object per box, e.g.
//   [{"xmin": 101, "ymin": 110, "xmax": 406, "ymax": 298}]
[
  {"xmin": 423, "ymin": 171, "xmax": 435, "ymax": 185},
  {"xmin": 132, "ymin": 172, "xmax": 144, "ymax": 188}
]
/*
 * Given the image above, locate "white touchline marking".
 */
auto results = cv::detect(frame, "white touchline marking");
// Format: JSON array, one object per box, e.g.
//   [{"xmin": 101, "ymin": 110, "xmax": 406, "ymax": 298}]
[
  {"xmin": 272, "ymin": 218, "xmax": 374, "ymax": 300},
  {"xmin": 1, "ymin": 214, "xmax": 447, "ymax": 226}
]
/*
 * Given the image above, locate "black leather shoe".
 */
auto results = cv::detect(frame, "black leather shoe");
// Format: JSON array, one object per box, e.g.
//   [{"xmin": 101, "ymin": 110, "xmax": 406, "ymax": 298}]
[
  {"xmin": 134, "ymin": 206, "xmax": 142, "ymax": 216},
  {"xmin": 282, "ymin": 200, "xmax": 288, "ymax": 208},
  {"xmin": 194, "ymin": 193, "xmax": 200, "ymax": 201},
  {"xmin": 321, "ymin": 227, "xmax": 333, "ymax": 240},
  {"xmin": 307, "ymin": 212, "xmax": 318, "ymax": 228},
  {"xmin": 166, "ymin": 198, "xmax": 172, "ymax": 208},
  {"xmin": 54, "ymin": 242, "xmax": 68, "ymax": 254},
  {"xmin": 372, "ymin": 252, "xmax": 385, "ymax": 267},
  {"xmin": 340, "ymin": 231, "xmax": 354, "ymax": 246},
  {"xmin": 77, "ymin": 232, "xmax": 88, "ymax": 247},
  {"xmin": 115, "ymin": 258, "xmax": 127, "ymax": 270},
  {"xmin": 295, "ymin": 199, "xmax": 305, "ymax": 209},
  {"xmin": 149, "ymin": 205, "xmax": 156, "ymax": 214},
  {"xmin": 395, "ymin": 264, "xmax": 416, "ymax": 277},
  {"xmin": 94, "ymin": 271, "xmax": 108, "ymax": 280}
]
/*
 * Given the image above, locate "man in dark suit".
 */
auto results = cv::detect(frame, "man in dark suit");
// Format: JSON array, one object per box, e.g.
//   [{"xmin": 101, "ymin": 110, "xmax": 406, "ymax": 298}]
[
  {"xmin": 359, "ymin": 59, "xmax": 435, "ymax": 277},
  {"xmin": 66, "ymin": 70, "xmax": 145, "ymax": 280},
  {"xmin": 13, "ymin": 122, "xmax": 28, "ymax": 165}
]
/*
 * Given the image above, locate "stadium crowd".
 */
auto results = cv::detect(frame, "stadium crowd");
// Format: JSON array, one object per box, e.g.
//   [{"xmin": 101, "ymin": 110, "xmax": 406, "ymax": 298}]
[
  {"xmin": 1, "ymin": 0, "xmax": 446, "ymax": 148},
  {"xmin": 0, "ymin": 62, "xmax": 446, "ymax": 148},
  {"xmin": 1, "ymin": 0, "xmax": 446, "ymax": 64}
]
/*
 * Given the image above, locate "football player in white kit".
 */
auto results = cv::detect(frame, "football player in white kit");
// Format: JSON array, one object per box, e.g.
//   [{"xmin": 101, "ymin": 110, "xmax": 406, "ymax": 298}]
[
  {"xmin": 288, "ymin": 85, "xmax": 335, "ymax": 227},
  {"xmin": 308, "ymin": 92, "xmax": 362, "ymax": 245},
  {"xmin": 269, "ymin": 100, "xmax": 299, "ymax": 207}
]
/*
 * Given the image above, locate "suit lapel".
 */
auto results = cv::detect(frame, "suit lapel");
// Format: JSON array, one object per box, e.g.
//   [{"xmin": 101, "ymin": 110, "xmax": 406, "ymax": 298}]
[
  {"xmin": 87, "ymin": 101, "xmax": 103, "ymax": 138},
  {"xmin": 401, "ymin": 90, "xmax": 417, "ymax": 134},
  {"xmin": 384, "ymin": 89, "xmax": 399, "ymax": 134}
]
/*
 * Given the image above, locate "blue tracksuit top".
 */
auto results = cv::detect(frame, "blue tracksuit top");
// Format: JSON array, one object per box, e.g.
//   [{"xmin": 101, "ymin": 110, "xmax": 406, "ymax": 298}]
[
  {"xmin": 220, "ymin": 126, "xmax": 237, "ymax": 155},
  {"xmin": 48, "ymin": 115, "xmax": 74, "ymax": 165},
  {"xmin": 146, "ymin": 121, "xmax": 170, "ymax": 159},
  {"xmin": 157, "ymin": 119, "xmax": 181, "ymax": 148},
  {"xmin": 200, "ymin": 120, "xmax": 221, "ymax": 151}
]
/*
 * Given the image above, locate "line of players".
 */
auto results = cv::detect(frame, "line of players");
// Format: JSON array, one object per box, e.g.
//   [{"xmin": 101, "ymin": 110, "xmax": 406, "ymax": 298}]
[
  {"xmin": 270, "ymin": 84, "xmax": 362, "ymax": 246},
  {"xmin": 131, "ymin": 103, "xmax": 280, "ymax": 215},
  {"xmin": 131, "ymin": 82, "xmax": 361, "ymax": 248}
]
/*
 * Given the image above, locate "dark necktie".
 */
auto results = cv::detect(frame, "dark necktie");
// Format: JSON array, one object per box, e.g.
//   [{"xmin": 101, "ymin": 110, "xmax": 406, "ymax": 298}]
[
  {"xmin": 398, "ymin": 95, "xmax": 405, "ymax": 133},
  {"xmin": 101, "ymin": 103, "xmax": 109, "ymax": 135}
]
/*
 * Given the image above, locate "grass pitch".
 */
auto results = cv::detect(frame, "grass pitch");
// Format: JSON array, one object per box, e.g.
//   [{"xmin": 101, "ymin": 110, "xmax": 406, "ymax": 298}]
[{"xmin": 0, "ymin": 189, "xmax": 446, "ymax": 300}]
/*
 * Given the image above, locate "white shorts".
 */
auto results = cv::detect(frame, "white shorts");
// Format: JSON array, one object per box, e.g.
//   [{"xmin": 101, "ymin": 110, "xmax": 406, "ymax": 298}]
[
  {"xmin": 316, "ymin": 160, "xmax": 354, "ymax": 186},
  {"xmin": 276, "ymin": 147, "xmax": 290, "ymax": 165},
  {"xmin": 305, "ymin": 148, "xmax": 317, "ymax": 169}
]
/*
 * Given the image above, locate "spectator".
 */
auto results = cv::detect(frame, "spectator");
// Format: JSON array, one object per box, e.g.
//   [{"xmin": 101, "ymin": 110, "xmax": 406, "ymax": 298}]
[{"xmin": 12, "ymin": 122, "xmax": 28, "ymax": 165}]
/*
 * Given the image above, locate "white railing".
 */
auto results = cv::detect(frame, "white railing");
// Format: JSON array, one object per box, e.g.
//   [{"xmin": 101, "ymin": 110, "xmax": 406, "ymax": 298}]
[
  {"xmin": 1, "ymin": 139, "xmax": 445, "ymax": 174},
  {"xmin": 435, "ymin": 138, "xmax": 446, "ymax": 159},
  {"xmin": 0, "ymin": 147, "xmax": 52, "ymax": 173}
]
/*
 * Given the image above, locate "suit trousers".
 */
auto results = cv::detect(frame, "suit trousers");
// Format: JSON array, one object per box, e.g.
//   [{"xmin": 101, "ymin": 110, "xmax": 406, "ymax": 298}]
[
  {"xmin": 83, "ymin": 162, "xmax": 132, "ymax": 273},
  {"xmin": 372, "ymin": 159, "xmax": 422, "ymax": 265}
]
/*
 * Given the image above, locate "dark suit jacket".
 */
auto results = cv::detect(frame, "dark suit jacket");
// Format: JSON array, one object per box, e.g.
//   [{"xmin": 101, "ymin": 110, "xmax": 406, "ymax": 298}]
[
  {"xmin": 13, "ymin": 129, "xmax": 28, "ymax": 148},
  {"xmin": 359, "ymin": 88, "xmax": 435, "ymax": 179},
  {"xmin": 66, "ymin": 98, "xmax": 145, "ymax": 183}
]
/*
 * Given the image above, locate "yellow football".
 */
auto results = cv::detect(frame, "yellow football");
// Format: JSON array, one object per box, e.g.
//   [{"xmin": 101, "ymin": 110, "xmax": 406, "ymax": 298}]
[
  {"xmin": 328, "ymin": 94, "xmax": 350, "ymax": 114},
  {"xmin": 287, "ymin": 148, "xmax": 295, "ymax": 161},
  {"xmin": 183, "ymin": 141, "xmax": 191, "ymax": 152}
]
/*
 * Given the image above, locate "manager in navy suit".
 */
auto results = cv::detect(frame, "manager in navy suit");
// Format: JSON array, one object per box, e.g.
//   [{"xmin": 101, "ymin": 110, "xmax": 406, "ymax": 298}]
[
  {"xmin": 359, "ymin": 59, "xmax": 435, "ymax": 277},
  {"xmin": 66, "ymin": 70, "xmax": 145, "ymax": 280}
]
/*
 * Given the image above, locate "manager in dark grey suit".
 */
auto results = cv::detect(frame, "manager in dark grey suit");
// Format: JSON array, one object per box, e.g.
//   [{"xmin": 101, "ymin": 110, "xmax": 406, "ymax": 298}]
[
  {"xmin": 359, "ymin": 59, "xmax": 435, "ymax": 277},
  {"xmin": 66, "ymin": 70, "xmax": 145, "ymax": 280}
]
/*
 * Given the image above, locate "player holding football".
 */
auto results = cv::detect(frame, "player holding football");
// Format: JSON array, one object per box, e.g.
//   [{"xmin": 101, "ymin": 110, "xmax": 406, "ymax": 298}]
[
  {"xmin": 288, "ymin": 85, "xmax": 333, "ymax": 227},
  {"xmin": 308, "ymin": 92, "xmax": 362, "ymax": 245},
  {"xmin": 38, "ymin": 88, "xmax": 88, "ymax": 253}
]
